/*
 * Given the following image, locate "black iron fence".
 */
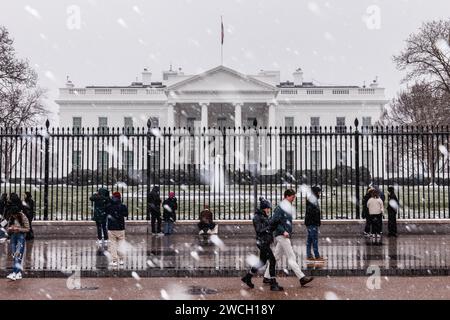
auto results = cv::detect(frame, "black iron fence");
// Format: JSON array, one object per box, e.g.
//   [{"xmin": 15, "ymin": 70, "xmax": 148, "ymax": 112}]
[{"xmin": 0, "ymin": 119, "xmax": 449, "ymax": 220}]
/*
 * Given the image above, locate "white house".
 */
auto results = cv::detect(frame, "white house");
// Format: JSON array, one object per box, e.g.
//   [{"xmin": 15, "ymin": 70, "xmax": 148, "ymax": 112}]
[
  {"xmin": 54, "ymin": 65, "xmax": 390, "ymax": 176},
  {"xmin": 56, "ymin": 65, "xmax": 388, "ymax": 130}
]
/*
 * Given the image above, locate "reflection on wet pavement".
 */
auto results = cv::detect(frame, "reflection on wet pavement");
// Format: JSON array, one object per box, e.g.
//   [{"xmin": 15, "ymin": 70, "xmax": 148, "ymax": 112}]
[{"xmin": 0, "ymin": 235, "xmax": 448, "ymax": 276}]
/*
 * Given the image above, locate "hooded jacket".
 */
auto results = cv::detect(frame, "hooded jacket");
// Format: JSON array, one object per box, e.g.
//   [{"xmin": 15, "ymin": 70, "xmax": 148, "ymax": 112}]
[
  {"xmin": 253, "ymin": 209, "xmax": 274, "ymax": 246},
  {"xmin": 90, "ymin": 188, "xmax": 111, "ymax": 222},
  {"xmin": 148, "ymin": 186, "xmax": 162, "ymax": 215},
  {"xmin": 305, "ymin": 192, "xmax": 321, "ymax": 227},
  {"xmin": 162, "ymin": 197, "xmax": 177, "ymax": 222},
  {"xmin": 106, "ymin": 196, "xmax": 128, "ymax": 231},
  {"xmin": 270, "ymin": 199, "xmax": 295, "ymax": 238}
]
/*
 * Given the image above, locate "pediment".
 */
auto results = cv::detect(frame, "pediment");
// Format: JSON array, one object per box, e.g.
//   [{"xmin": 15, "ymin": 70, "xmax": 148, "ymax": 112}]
[{"xmin": 167, "ymin": 65, "xmax": 277, "ymax": 92}]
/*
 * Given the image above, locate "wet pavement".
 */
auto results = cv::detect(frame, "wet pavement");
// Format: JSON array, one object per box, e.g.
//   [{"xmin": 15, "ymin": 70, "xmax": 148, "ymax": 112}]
[
  {"xmin": 1, "ymin": 276, "xmax": 450, "ymax": 300},
  {"xmin": 0, "ymin": 234, "xmax": 449, "ymax": 277}
]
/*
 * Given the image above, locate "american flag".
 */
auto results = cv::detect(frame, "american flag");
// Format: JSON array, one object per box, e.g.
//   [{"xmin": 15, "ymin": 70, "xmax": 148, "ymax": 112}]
[{"xmin": 221, "ymin": 16, "xmax": 224, "ymax": 45}]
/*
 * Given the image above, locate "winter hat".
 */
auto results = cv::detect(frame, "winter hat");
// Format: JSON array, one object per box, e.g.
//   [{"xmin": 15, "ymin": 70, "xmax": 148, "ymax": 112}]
[
  {"xmin": 169, "ymin": 192, "xmax": 175, "ymax": 198},
  {"xmin": 112, "ymin": 191, "xmax": 121, "ymax": 199},
  {"xmin": 311, "ymin": 186, "xmax": 322, "ymax": 195},
  {"xmin": 259, "ymin": 197, "xmax": 272, "ymax": 210}
]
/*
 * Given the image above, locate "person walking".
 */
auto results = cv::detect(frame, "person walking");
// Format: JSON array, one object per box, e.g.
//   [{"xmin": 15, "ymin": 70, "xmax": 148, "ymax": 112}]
[
  {"xmin": 387, "ymin": 186, "xmax": 399, "ymax": 237},
  {"xmin": 105, "ymin": 192, "xmax": 128, "ymax": 267},
  {"xmin": 23, "ymin": 192, "xmax": 35, "ymax": 241},
  {"xmin": 148, "ymin": 186, "xmax": 162, "ymax": 235},
  {"xmin": 264, "ymin": 189, "xmax": 314, "ymax": 287},
  {"xmin": 241, "ymin": 197, "xmax": 283, "ymax": 291},
  {"xmin": 5, "ymin": 206, "xmax": 30, "ymax": 281},
  {"xmin": 305, "ymin": 186, "xmax": 326, "ymax": 261},
  {"xmin": 367, "ymin": 189, "xmax": 384, "ymax": 241},
  {"xmin": 162, "ymin": 192, "xmax": 177, "ymax": 235},
  {"xmin": 90, "ymin": 187, "xmax": 111, "ymax": 245}
]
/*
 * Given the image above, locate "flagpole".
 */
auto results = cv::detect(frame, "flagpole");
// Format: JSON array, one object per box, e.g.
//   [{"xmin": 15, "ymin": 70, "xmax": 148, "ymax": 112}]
[{"xmin": 221, "ymin": 16, "xmax": 223, "ymax": 65}]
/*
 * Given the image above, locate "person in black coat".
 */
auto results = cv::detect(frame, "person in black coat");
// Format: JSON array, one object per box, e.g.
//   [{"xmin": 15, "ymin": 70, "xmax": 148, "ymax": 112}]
[
  {"xmin": 241, "ymin": 197, "xmax": 283, "ymax": 291},
  {"xmin": 305, "ymin": 186, "xmax": 325, "ymax": 261},
  {"xmin": 105, "ymin": 192, "xmax": 128, "ymax": 266},
  {"xmin": 162, "ymin": 192, "xmax": 177, "ymax": 235},
  {"xmin": 23, "ymin": 192, "xmax": 35, "ymax": 240},
  {"xmin": 148, "ymin": 186, "xmax": 162, "ymax": 234},
  {"xmin": 387, "ymin": 186, "xmax": 399, "ymax": 237},
  {"xmin": 0, "ymin": 193, "xmax": 7, "ymax": 218},
  {"xmin": 362, "ymin": 187, "xmax": 373, "ymax": 236}
]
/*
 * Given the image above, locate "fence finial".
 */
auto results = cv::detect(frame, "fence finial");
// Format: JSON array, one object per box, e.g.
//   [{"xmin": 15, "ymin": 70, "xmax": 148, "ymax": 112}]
[
  {"xmin": 354, "ymin": 118, "xmax": 359, "ymax": 127},
  {"xmin": 147, "ymin": 118, "xmax": 152, "ymax": 128},
  {"xmin": 45, "ymin": 119, "xmax": 50, "ymax": 128}
]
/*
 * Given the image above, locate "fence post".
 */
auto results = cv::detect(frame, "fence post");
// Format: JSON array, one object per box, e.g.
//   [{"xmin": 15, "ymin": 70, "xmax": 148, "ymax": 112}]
[
  {"xmin": 354, "ymin": 118, "xmax": 360, "ymax": 219},
  {"xmin": 43, "ymin": 119, "xmax": 50, "ymax": 221},
  {"xmin": 146, "ymin": 119, "xmax": 151, "ymax": 221}
]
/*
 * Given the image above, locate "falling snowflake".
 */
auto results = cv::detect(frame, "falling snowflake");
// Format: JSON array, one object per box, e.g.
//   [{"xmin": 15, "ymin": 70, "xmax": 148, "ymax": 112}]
[
  {"xmin": 240, "ymin": 289, "xmax": 249, "ymax": 297},
  {"xmin": 117, "ymin": 18, "xmax": 128, "ymax": 28},
  {"xmin": 324, "ymin": 291, "xmax": 339, "ymax": 300},
  {"xmin": 24, "ymin": 5, "xmax": 42, "ymax": 19},
  {"xmin": 190, "ymin": 251, "xmax": 200, "ymax": 261},
  {"xmin": 245, "ymin": 254, "xmax": 260, "ymax": 267},
  {"xmin": 131, "ymin": 271, "xmax": 141, "ymax": 281}
]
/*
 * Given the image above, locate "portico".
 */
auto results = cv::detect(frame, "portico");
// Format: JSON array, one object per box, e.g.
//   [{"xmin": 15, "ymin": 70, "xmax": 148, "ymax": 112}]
[{"xmin": 165, "ymin": 65, "xmax": 278, "ymax": 129}]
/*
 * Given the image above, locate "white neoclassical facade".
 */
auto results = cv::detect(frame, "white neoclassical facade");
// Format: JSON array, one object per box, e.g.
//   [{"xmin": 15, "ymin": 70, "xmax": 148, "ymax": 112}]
[{"xmin": 56, "ymin": 65, "xmax": 388, "ymax": 130}]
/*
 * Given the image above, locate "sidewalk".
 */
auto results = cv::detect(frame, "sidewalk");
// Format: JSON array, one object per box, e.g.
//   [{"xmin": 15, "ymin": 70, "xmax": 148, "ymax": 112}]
[{"xmin": 1, "ymin": 234, "xmax": 449, "ymax": 278}]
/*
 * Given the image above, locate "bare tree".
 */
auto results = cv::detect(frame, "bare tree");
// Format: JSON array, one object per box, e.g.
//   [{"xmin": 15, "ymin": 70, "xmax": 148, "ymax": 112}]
[
  {"xmin": 1, "ymin": 26, "xmax": 47, "ymax": 181},
  {"xmin": 393, "ymin": 19, "xmax": 450, "ymax": 95}
]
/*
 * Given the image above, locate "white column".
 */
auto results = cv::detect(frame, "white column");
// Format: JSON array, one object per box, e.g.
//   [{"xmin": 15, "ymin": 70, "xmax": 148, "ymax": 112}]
[
  {"xmin": 167, "ymin": 102, "xmax": 175, "ymax": 128},
  {"xmin": 268, "ymin": 102, "xmax": 278, "ymax": 171},
  {"xmin": 233, "ymin": 102, "xmax": 242, "ymax": 129},
  {"xmin": 200, "ymin": 102, "xmax": 209, "ymax": 129},
  {"xmin": 268, "ymin": 102, "xmax": 276, "ymax": 128}
]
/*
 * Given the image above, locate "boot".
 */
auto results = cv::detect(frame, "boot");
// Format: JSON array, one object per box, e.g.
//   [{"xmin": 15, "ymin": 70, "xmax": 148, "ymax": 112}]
[
  {"xmin": 270, "ymin": 279, "xmax": 284, "ymax": 291},
  {"xmin": 241, "ymin": 273, "xmax": 254, "ymax": 289}
]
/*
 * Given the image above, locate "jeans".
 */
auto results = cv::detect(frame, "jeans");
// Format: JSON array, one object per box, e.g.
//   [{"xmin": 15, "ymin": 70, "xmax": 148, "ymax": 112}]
[
  {"xmin": 151, "ymin": 214, "xmax": 162, "ymax": 233},
  {"xmin": 96, "ymin": 221, "xmax": 108, "ymax": 240},
  {"xmin": 10, "ymin": 233, "xmax": 25, "ymax": 273},
  {"xmin": 164, "ymin": 221, "xmax": 174, "ymax": 235},
  {"xmin": 250, "ymin": 243, "xmax": 276, "ymax": 278},
  {"xmin": 306, "ymin": 225, "xmax": 320, "ymax": 258},
  {"xmin": 264, "ymin": 235, "xmax": 306, "ymax": 280}
]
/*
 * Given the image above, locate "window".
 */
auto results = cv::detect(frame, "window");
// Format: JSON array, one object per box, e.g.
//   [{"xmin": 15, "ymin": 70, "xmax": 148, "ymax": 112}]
[
  {"xmin": 72, "ymin": 151, "xmax": 82, "ymax": 171},
  {"xmin": 97, "ymin": 151, "xmax": 109, "ymax": 172},
  {"xmin": 246, "ymin": 117, "xmax": 257, "ymax": 128},
  {"xmin": 122, "ymin": 151, "xmax": 134, "ymax": 171},
  {"xmin": 217, "ymin": 117, "xmax": 228, "ymax": 128},
  {"xmin": 149, "ymin": 150, "xmax": 161, "ymax": 170},
  {"xmin": 149, "ymin": 117, "xmax": 159, "ymax": 128},
  {"xmin": 284, "ymin": 117, "xmax": 294, "ymax": 128},
  {"xmin": 72, "ymin": 117, "xmax": 82, "ymax": 132},
  {"xmin": 362, "ymin": 117, "xmax": 372, "ymax": 133},
  {"xmin": 362, "ymin": 117, "xmax": 372, "ymax": 127},
  {"xmin": 311, "ymin": 150, "xmax": 321, "ymax": 169},
  {"xmin": 124, "ymin": 117, "xmax": 134, "ymax": 132},
  {"xmin": 336, "ymin": 117, "xmax": 346, "ymax": 133},
  {"xmin": 98, "ymin": 117, "xmax": 108, "ymax": 132},
  {"xmin": 310, "ymin": 117, "xmax": 320, "ymax": 133},
  {"xmin": 337, "ymin": 151, "xmax": 347, "ymax": 165},
  {"xmin": 362, "ymin": 150, "xmax": 373, "ymax": 172},
  {"xmin": 285, "ymin": 150, "xmax": 294, "ymax": 173}
]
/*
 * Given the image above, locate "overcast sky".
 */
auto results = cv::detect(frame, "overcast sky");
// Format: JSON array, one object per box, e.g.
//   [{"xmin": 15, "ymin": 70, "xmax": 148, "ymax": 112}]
[{"xmin": 1, "ymin": 0, "xmax": 449, "ymax": 123}]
